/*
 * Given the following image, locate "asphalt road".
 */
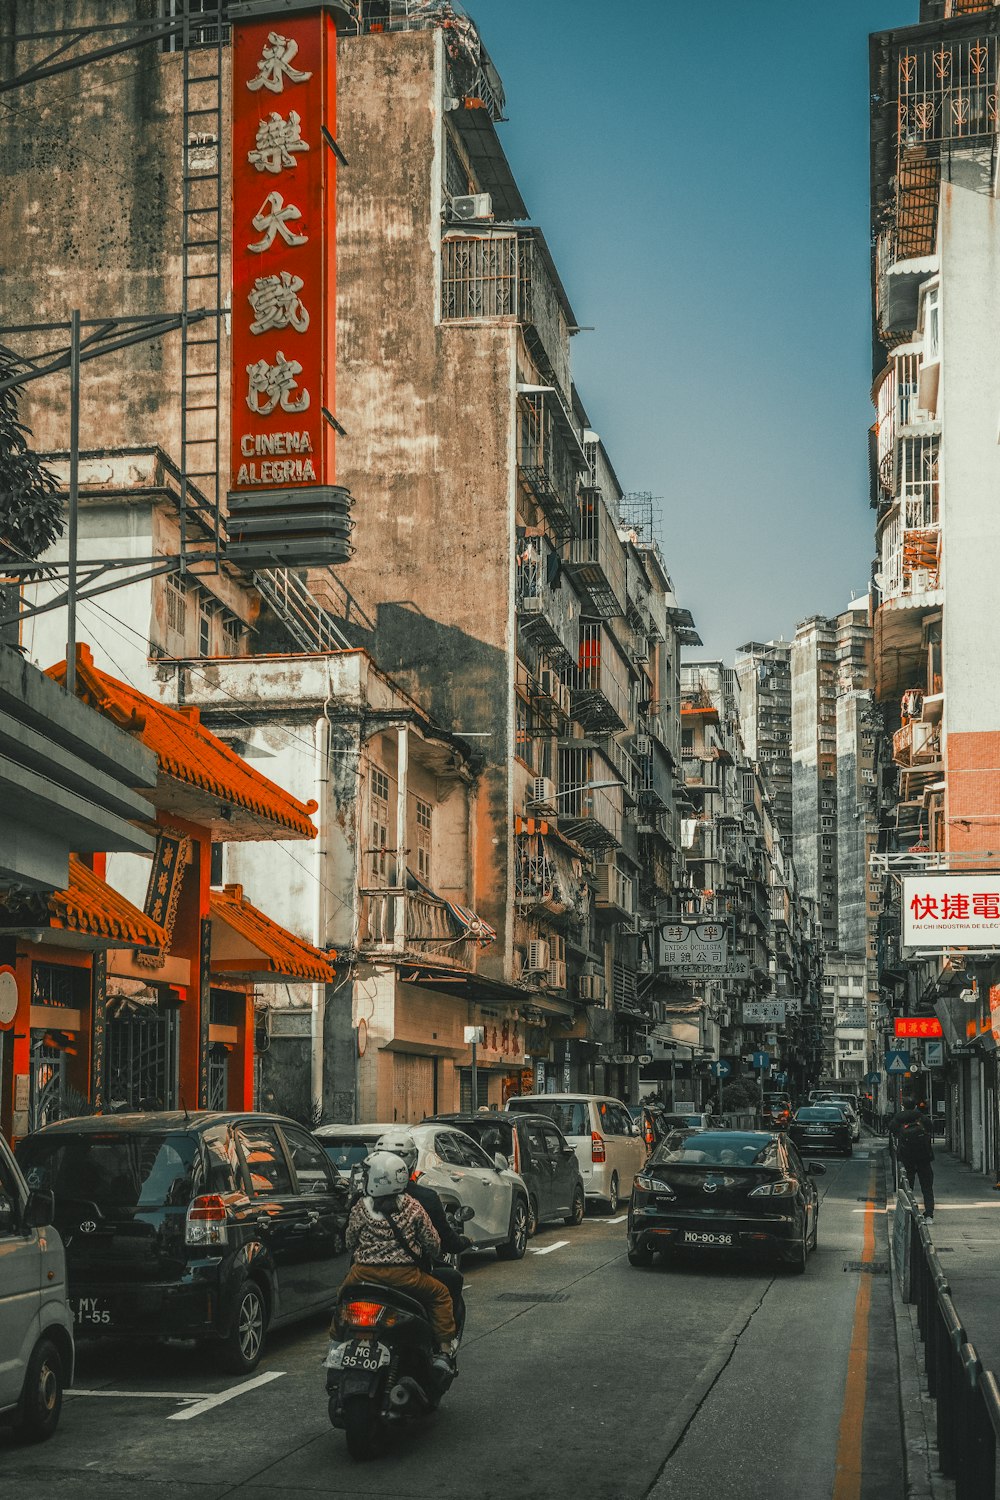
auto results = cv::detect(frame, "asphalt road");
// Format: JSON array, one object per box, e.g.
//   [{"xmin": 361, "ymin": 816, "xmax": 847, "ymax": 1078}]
[{"xmin": 1, "ymin": 1146, "xmax": 904, "ymax": 1500}]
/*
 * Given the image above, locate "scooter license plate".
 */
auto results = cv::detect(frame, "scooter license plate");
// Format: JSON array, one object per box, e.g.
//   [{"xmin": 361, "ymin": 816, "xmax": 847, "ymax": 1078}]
[{"xmin": 341, "ymin": 1341, "xmax": 389, "ymax": 1373}]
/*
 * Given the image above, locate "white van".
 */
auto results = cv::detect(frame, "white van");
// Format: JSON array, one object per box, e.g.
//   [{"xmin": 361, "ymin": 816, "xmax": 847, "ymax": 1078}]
[
  {"xmin": 0, "ymin": 1134, "xmax": 74, "ymax": 1441},
  {"xmin": 506, "ymin": 1094, "xmax": 645, "ymax": 1213}
]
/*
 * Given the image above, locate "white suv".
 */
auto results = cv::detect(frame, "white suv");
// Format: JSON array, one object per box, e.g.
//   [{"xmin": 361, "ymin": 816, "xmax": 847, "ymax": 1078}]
[
  {"xmin": 0, "ymin": 1134, "xmax": 74, "ymax": 1441},
  {"xmin": 506, "ymin": 1094, "xmax": 645, "ymax": 1213}
]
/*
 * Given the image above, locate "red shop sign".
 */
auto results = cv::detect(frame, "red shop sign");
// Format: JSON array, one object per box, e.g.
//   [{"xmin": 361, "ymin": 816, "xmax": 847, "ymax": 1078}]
[
  {"xmin": 230, "ymin": 11, "xmax": 339, "ymax": 497},
  {"xmin": 894, "ymin": 1016, "xmax": 943, "ymax": 1039}
]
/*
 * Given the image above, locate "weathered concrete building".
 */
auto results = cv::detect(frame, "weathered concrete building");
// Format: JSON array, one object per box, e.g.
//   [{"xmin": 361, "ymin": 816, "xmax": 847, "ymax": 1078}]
[{"xmin": 734, "ymin": 639, "xmax": 793, "ymax": 853}]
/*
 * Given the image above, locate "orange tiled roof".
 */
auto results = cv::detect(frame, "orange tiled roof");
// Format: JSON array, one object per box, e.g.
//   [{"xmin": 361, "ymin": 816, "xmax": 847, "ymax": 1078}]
[
  {"xmin": 210, "ymin": 884, "xmax": 335, "ymax": 984},
  {"xmin": 47, "ymin": 646, "xmax": 318, "ymax": 840},
  {"xmin": 49, "ymin": 857, "xmax": 169, "ymax": 949}
]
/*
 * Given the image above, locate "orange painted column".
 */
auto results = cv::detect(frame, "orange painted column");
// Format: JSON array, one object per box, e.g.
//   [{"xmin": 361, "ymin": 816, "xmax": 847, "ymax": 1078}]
[{"xmin": 165, "ymin": 816, "xmax": 212, "ymax": 1111}]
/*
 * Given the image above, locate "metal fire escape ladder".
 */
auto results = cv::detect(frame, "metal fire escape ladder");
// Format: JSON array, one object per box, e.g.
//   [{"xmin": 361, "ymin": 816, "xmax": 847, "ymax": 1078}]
[
  {"xmin": 179, "ymin": 4, "xmax": 226, "ymax": 568},
  {"xmin": 254, "ymin": 568, "xmax": 354, "ymax": 653}
]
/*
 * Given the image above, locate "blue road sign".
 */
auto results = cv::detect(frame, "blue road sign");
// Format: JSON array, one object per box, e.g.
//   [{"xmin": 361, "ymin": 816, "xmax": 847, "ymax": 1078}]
[
  {"xmin": 865, "ymin": 1072, "xmax": 881, "ymax": 1085},
  {"xmin": 885, "ymin": 1049, "xmax": 911, "ymax": 1075},
  {"xmin": 710, "ymin": 1060, "xmax": 732, "ymax": 1079},
  {"xmin": 751, "ymin": 1050, "xmax": 770, "ymax": 1070}
]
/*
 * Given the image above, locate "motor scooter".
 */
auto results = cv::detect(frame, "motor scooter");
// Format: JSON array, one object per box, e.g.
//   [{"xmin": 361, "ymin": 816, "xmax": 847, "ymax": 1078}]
[{"xmin": 325, "ymin": 1204, "xmax": 473, "ymax": 1460}]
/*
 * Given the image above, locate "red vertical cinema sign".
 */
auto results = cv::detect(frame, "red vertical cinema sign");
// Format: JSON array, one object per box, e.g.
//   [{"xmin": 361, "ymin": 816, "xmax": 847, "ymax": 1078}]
[{"xmin": 229, "ymin": 5, "xmax": 351, "ymax": 560}]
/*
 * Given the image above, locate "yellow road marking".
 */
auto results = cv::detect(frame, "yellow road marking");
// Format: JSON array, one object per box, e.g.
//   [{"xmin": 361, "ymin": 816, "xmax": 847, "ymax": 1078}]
[{"xmin": 832, "ymin": 1161, "xmax": 876, "ymax": 1500}]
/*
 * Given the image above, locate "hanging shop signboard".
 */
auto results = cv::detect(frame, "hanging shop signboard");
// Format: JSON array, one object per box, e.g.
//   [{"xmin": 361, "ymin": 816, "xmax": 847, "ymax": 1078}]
[
  {"xmin": 658, "ymin": 922, "xmax": 747, "ymax": 976},
  {"xmin": 229, "ymin": 3, "xmax": 353, "ymax": 565},
  {"xmin": 894, "ymin": 1016, "xmax": 943, "ymax": 1039},
  {"xmin": 743, "ymin": 999, "xmax": 786, "ymax": 1026},
  {"xmin": 902, "ymin": 875, "xmax": 1000, "ymax": 949}
]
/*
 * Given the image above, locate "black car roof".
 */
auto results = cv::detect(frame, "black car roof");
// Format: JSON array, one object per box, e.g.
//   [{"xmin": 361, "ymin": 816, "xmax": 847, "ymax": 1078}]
[
  {"xmin": 24, "ymin": 1111, "xmax": 298, "ymax": 1137},
  {"xmin": 427, "ymin": 1113, "xmax": 515, "ymax": 1125}
]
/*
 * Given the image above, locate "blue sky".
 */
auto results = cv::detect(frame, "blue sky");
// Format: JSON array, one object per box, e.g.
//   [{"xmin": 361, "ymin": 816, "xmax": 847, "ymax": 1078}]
[{"xmin": 468, "ymin": 0, "xmax": 916, "ymax": 660}]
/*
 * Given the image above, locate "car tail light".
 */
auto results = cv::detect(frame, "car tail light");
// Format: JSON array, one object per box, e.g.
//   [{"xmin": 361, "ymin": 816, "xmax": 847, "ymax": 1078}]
[
  {"xmin": 591, "ymin": 1132, "xmax": 606, "ymax": 1163},
  {"xmin": 343, "ymin": 1300, "xmax": 384, "ymax": 1328},
  {"xmin": 635, "ymin": 1174, "xmax": 674, "ymax": 1197},
  {"xmin": 749, "ymin": 1179, "xmax": 798, "ymax": 1198},
  {"xmin": 185, "ymin": 1194, "xmax": 229, "ymax": 1246},
  {"xmin": 511, "ymin": 1132, "xmax": 521, "ymax": 1174}
]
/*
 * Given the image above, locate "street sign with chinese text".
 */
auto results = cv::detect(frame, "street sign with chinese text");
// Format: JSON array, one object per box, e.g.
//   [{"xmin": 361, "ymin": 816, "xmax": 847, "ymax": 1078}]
[
  {"xmin": 903, "ymin": 876, "xmax": 1000, "ymax": 948},
  {"xmin": 658, "ymin": 922, "xmax": 747, "ymax": 976},
  {"xmin": 229, "ymin": 8, "xmax": 353, "ymax": 562},
  {"xmin": 925, "ymin": 1040, "xmax": 945, "ymax": 1068},
  {"xmin": 894, "ymin": 1016, "xmax": 943, "ymax": 1039},
  {"xmin": 743, "ymin": 1000, "xmax": 786, "ymax": 1026}
]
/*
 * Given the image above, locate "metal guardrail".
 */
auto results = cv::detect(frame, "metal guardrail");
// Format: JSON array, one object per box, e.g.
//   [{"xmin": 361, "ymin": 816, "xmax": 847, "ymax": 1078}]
[{"xmin": 895, "ymin": 1168, "xmax": 1000, "ymax": 1497}]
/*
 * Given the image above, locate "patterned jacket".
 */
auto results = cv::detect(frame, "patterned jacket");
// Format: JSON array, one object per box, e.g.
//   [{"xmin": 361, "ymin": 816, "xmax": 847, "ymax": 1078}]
[{"xmin": 346, "ymin": 1192, "xmax": 441, "ymax": 1267}]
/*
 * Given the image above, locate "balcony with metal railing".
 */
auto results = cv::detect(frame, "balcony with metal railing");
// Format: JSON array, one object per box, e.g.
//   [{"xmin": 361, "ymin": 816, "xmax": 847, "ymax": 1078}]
[
  {"xmin": 557, "ymin": 745, "xmax": 623, "ymax": 851},
  {"xmin": 357, "ymin": 886, "xmax": 474, "ymax": 970},
  {"xmin": 515, "ymin": 538, "xmax": 579, "ymax": 669},
  {"xmin": 516, "ymin": 388, "xmax": 586, "ymax": 543},
  {"xmin": 565, "ymin": 487, "xmax": 627, "ymax": 620},
  {"xmin": 570, "ymin": 623, "xmax": 631, "ymax": 731}
]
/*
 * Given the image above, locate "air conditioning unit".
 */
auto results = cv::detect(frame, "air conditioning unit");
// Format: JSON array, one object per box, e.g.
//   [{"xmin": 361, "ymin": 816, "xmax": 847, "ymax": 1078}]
[
  {"xmin": 520, "ymin": 594, "xmax": 544, "ymax": 614},
  {"xmin": 529, "ymin": 776, "xmax": 557, "ymax": 813},
  {"xmin": 449, "ymin": 192, "xmax": 493, "ymax": 222},
  {"xmin": 634, "ymin": 735, "xmax": 652, "ymax": 758},
  {"xmin": 525, "ymin": 939, "xmax": 550, "ymax": 973},
  {"xmin": 578, "ymin": 973, "xmax": 605, "ymax": 1003},
  {"xmin": 910, "ymin": 567, "xmax": 931, "ymax": 594},
  {"xmin": 548, "ymin": 960, "xmax": 567, "ymax": 991}
]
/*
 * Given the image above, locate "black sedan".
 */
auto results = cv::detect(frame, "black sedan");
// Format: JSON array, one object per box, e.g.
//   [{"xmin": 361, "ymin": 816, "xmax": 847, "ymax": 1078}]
[
  {"xmin": 787, "ymin": 1106, "xmax": 853, "ymax": 1158},
  {"xmin": 626, "ymin": 1130, "xmax": 823, "ymax": 1273}
]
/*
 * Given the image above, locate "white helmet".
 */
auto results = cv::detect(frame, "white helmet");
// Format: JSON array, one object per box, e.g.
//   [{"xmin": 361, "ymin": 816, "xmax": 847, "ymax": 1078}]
[
  {"xmin": 365, "ymin": 1151, "xmax": 410, "ymax": 1200},
  {"xmin": 376, "ymin": 1130, "xmax": 418, "ymax": 1174}
]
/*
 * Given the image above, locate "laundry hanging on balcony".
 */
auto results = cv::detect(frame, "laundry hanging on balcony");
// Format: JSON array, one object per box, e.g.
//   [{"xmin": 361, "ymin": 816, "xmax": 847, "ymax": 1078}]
[{"xmin": 405, "ymin": 869, "xmax": 497, "ymax": 948}]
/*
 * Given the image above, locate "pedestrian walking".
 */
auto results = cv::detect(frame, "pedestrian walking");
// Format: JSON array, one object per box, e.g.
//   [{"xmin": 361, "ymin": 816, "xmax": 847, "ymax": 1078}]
[{"xmin": 890, "ymin": 1094, "xmax": 935, "ymax": 1220}]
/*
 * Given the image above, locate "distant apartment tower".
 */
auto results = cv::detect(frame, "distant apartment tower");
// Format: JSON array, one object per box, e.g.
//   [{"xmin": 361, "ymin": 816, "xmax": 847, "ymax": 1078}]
[{"xmin": 734, "ymin": 640, "xmax": 793, "ymax": 850}]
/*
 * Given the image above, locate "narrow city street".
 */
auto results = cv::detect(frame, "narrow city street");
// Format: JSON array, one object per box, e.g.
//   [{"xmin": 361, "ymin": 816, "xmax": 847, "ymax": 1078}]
[{"xmin": 1, "ymin": 1147, "xmax": 902, "ymax": 1500}]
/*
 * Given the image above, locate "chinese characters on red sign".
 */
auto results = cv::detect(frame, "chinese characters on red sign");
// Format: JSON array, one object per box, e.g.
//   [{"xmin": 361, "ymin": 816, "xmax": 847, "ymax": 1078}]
[
  {"xmin": 231, "ymin": 16, "xmax": 338, "ymax": 495},
  {"xmin": 894, "ymin": 1017, "xmax": 943, "ymax": 1039},
  {"xmin": 908, "ymin": 891, "xmax": 1000, "ymax": 922}
]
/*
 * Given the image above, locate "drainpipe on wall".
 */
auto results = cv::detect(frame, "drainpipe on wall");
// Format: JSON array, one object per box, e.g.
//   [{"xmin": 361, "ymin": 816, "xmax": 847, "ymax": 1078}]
[{"xmin": 311, "ymin": 708, "xmax": 330, "ymax": 1123}]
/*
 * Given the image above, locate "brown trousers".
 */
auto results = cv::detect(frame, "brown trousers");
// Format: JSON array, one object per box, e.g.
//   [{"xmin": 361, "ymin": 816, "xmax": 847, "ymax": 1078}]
[{"xmin": 340, "ymin": 1263, "xmax": 456, "ymax": 1344}]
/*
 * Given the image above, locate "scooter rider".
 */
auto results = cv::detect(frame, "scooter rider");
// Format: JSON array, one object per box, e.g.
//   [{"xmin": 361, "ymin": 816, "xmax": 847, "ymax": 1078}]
[
  {"xmin": 340, "ymin": 1151, "xmax": 458, "ymax": 1367},
  {"xmin": 375, "ymin": 1130, "xmax": 470, "ymax": 1331}
]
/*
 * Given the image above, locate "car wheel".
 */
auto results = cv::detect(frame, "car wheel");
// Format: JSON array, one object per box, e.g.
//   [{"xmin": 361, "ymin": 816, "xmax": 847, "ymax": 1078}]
[
  {"xmin": 606, "ymin": 1174, "xmax": 620, "ymax": 1215},
  {"xmin": 343, "ymin": 1395, "xmax": 380, "ymax": 1461},
  {"xmin": 218, "ymin": 1278, "xmax": 267, "ymax": 1375},
  {"xmin": 564, "ymin": 1185, "xmax": 586, "ymax": 1227},
  {"xmin": 527, "ymin": 1195, "xmax": 539, "ymax": 1237},
  {"xmin": 628, "ymin": 1243, "xmax": 654, "ymax": 1267},
  {"xmin": 15, "ymin": 1337, "xmax": 63, "ymax": 1443},
  {"xmin": 495, "ymin": 1197, "xmax": 529, "ymax": 1260},
  {"xmin": 786, "ymin": 1225, "xmax": 808, "ymax": 1275}
]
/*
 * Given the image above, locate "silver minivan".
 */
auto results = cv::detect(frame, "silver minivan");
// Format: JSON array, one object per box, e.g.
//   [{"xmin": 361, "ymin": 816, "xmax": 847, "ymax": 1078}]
[
  {"xmin": 0, "ymin": 1134, "xmax": 74, "ymax": 1441},
  {"xmin": 506, "ymin": 1094, "xmax": 646, "ymax": 1213}
]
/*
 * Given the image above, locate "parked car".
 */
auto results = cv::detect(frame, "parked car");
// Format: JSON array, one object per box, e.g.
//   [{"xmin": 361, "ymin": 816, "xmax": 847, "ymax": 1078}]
[
  {"xmin": 427, "ymin": 1112, "xmax": 586, "ymax": 1233},
  {"xmin": 787, "ymin": 1105, "xmax": 853, "ymax": 1157},
  {"xmin": 626, "ymin": 1128, "xmax": 824, "ymax": 1273},
  {"xmin": 316, "ymin": 1119, "xmax": 531, "ymax": 1260},
  {"xmin": 506, "ymin": 1094, "xmax": 645, "ymax": 1213},
  {"xmin": 16, "ymin": 1111, "xmax": 351, "ymax": 1375},
  {"xmin": 657, "ymin": 1111, "xmax": 715, "ymax": 1132},
  {"xmin": 0, "ymin": 1133, "xmax": 74, "ymax": 1442},
  {"xmin": 312, "ymin": 1122, "xmax": 397, "ymax": 1186}
]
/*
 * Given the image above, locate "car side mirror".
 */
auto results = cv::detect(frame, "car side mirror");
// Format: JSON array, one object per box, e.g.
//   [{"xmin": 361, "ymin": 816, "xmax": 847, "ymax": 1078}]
[
  {"xmin": 23, "ymin": 1188, "xmax": 54, "ymax": 1229},
  {"xmin": 494, "ymin": 1153, "xmax": 507, "ymax": 1173},
  {"xmin": 807, "ymin": 1162, "xmax": 828, "ymax": 1176},
  {"xmin": 562, "ymin": 1145, "xmax": 576, "ymax": 1157}
]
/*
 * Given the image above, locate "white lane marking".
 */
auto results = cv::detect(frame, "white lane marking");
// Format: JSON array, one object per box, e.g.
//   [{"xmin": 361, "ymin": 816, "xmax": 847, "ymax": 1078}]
[
  {"xmin": 68, "ymin": 1389, "xmax": 210, "ymax": 1401},
  {"xmin": 606, "ymin": 1214, "xmax": 629, "ymax": 1224},
  {"xmin": 166, "ymin": 1369, "xmax": 285, "ymax": 1421},
  {"xmin": 529, "ymin": 1239, "xmax": 569, "ymax": 1256}
]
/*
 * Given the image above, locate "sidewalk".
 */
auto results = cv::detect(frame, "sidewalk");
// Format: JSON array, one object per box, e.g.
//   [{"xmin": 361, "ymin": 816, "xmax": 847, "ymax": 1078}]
[{"xmin": 917, "ymin": 1149, "xmax": 1000, "ymax": 1375}]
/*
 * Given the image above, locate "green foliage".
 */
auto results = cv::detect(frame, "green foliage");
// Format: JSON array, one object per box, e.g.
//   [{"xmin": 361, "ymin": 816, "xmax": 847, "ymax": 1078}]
[
  {"xmin": 0, "ymin": 347, "xmax": 62, "ymax": 571},
  {"xmin": 721, "ymin": 1078, "xmax": 761, "ymax": 1112}
]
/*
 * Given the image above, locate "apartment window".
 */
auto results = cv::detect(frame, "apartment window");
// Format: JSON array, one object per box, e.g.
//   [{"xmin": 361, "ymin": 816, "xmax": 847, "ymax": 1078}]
[
  {"xmin": 222, "ymin": 615, "xmax": 244, "ymax": 657},
  {"xmin": 516, "ymin": 699, "xmax": 530, "ymax": 763},
  {"xmin": 370, "ymin": 767, "xmax": 391, "ymax": 883},
  {"xmin": 160, "ymin": 0, "xmax": 229, "ymax": 51},
  {"xmin": 415, "ymin": 798, "xmax": 432, "ymax": 884},
  {"xmin": 681, "ymin": 729, "xmax": 694, "ymax": 752},
  {"xmin": 165, "ymin": 575, "xmax": 188, "ymax": 641},
  {"xmin": 821, "ymin": 837, "xmax": 834, "ymax": 851},
  {"xmin": 821, "ymin": 816, "xmax": 835, "ymax": 829},
  {"xmin": 923, "ymin": 283, "xmax": 940, "ymax": 362},
  {"xmin": 199, "ymin": 603, "xmax": 213, "ymax": 657}
]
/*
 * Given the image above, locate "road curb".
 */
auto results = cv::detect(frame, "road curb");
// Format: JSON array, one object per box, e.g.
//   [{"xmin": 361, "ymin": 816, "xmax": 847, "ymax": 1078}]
[{"xmin": 886, "ymin": 1190, "xmax": 955, "ymax": 1500}]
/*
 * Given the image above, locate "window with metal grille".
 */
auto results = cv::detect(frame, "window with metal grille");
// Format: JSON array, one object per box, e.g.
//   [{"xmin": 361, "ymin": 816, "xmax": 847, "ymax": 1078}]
[
  {"xmin": 222, "ymin": 615, "xmax": 244, "ymax": 657},
  {"xmin": 160, "ymin": 0, "xmax": 230, "ymax": 53},
  {"xmin": 415, "ymin": 798, "xmax": 432, "ymax": 883},
  {"xmin": 165, "ymin": 575, "xmax": 188, "ymax": 639}
]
